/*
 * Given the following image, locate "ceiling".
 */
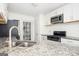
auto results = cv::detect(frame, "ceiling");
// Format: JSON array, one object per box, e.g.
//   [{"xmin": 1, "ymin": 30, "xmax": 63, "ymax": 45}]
[{"xmin": 8, "ymin": 3, "xmax": 66, "ymax": 16}]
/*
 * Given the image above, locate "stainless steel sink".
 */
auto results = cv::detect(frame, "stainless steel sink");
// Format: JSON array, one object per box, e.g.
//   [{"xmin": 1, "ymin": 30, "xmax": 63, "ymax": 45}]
[{"xmin": 15, "ymin": 40, "xmax": 36, "ymax": 47}]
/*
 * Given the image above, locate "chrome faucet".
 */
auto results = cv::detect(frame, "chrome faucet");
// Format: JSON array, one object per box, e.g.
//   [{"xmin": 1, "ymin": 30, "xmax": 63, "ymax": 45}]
[{"xmin": 9, "ymin": 26, "xmax": 19, "ymax": 48}]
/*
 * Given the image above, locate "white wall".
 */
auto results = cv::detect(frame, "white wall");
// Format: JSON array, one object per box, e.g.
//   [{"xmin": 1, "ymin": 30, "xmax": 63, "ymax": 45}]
[
  {"xmin": 34, "ymin": 16, "xmax": 39, "ymax": 42},
  {"xmin": 8, "ymin": 12, "xmax": 35, "ymax": 41},
  {"xmin": 35, "ymin": 14, "xmax": 49, "ymax": 42}
]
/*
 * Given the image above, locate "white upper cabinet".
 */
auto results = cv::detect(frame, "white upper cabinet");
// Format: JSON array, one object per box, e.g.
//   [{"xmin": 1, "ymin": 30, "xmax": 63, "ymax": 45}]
[
  {"xmin": 73, "ymin": 4, "xmax": 79, "ymax": 21},
  {"xmin": 63, "ymin": 4, "xmax": 73, "ymax": 22},
  {"xmin": 49, "ymin": 10, "xmax": 57, "ymax": 17},
  {"xmin": 56, "ymin": 7, "xmax": 63, "ymax": 15},
  {"xmin": 52, "ymin": 10, "xmax": 58, "ymax": 16},
  {"xmin": 0, "ymin": 3, "xmax": 7, "ymax": 24},
  {"xmin": 44, "ymin": 4, "xmax": 79, "ymax": 25},
  {"xmin": 63, "ymin": 4, "xmax": 79, "ymax": 22}
]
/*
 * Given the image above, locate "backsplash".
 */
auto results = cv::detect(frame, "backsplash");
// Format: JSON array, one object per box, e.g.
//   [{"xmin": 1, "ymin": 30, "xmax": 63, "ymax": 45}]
[{"xmin": 45, "ymin": 22, "xmax": 79, "ymax": 38}]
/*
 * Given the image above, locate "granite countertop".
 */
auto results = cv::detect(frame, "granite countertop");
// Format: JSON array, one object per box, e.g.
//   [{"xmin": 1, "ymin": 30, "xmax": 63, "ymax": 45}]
[
  {"xmin": 41, "ymin": 34, "xmax": 53, "ymax": 36},
  {"xmin": 7, "ymin": 40, "xmax": 79, "ymax": 56},
  {"xmin": 62, "ymin": 36, "xmax": 79, "ymax": 41},
  {"xmin": 0, "ymin": 40, "xmax": 79, "ymax": 56}
]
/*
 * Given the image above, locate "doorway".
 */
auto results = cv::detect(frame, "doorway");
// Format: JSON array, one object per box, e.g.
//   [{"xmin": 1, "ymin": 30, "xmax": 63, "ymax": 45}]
[{"xmin": 23, "ymin": 22, "xmax": 31, "ymax": 40}]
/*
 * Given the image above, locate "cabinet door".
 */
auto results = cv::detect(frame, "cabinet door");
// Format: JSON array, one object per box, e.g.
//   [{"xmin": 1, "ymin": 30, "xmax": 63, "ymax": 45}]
[
  {"xmin": 61, "ymin": 38, "xmax": 79, "ymax": 47},
  {"xmin": 57, "ymin": 7, "xmax": 63, "ymax": 15},
  {"xmin": 63, "ymin": 4, "xmax": 73, "ymax": 22},
  {"xmin": 48, "ymin": 10, "xmax": 57, "ymax": 17},
  {"xmin": 52, "ymin": 10, "xmax": 57, "ymax": 16},
  {"xmin": 61, "ymin": 38, "xmax": 73, "ymax": 44},
  {"xmin": 73, "ymin": 4, "xmax": 79, "ymax": 21}
]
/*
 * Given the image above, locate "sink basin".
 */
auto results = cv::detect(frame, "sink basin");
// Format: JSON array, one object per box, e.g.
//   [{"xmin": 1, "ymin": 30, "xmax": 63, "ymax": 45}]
[{"xmin": 14, "ymin": 40, "xmax": 36, "ymax": 47}]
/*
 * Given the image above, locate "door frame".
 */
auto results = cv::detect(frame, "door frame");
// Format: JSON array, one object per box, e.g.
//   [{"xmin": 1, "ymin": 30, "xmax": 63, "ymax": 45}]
[{"xmin": 18, "ymin": 19, "xmax": 34, "ymax": 41}]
